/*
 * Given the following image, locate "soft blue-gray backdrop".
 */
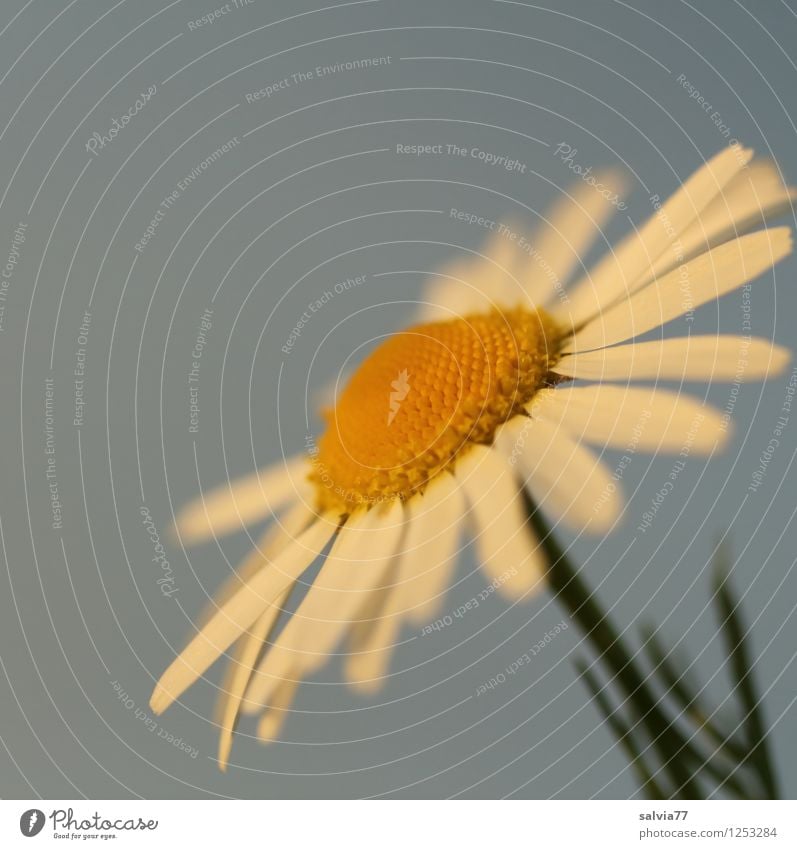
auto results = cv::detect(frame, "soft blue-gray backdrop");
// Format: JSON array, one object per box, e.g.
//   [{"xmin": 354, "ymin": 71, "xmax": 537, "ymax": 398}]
[{"xmin": 1, "ymin": 0, "xmax": 795, "ymax": 799}]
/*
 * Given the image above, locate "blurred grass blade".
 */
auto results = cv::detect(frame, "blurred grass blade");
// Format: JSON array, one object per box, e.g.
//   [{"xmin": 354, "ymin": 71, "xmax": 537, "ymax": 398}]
[
  {"xmin": 640, "ymin": 625, "xmax": 748, "ymax": 766},
  {"xmin": 524, "ymin": 491, "xmax": 702, "ymax": 797},
  {"xmin": 523, "ymin": 490, "xmax": 778, "ymax": 799},
  {"xmin": 712, "ymin": 548, "xmax": 779, "ymax": 798},
  {"xmin": 577, "ymin": 660, "xmax": 668, "ymax": 800}
]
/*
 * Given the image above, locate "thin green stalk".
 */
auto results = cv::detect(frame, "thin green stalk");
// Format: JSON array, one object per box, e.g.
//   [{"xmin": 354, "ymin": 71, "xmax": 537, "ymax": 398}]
[
  {"xmin": 523, "ymin": 492, "xmax": 703, "ymax": 797},
  {"xmin": 577, "ymin": 660, "xmax": 669, "ymax": 799},
  {"xmin": 712, "ymin": 551, "xmax": 779, "ymax": 799},
  {"xmin": 640, "ymin": 625, "xmax": 749, "ymax": 767}
]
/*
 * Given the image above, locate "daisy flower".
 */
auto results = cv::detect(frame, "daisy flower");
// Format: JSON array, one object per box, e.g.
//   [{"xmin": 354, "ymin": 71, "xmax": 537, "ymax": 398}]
[{"xmin": 150, "ymin": 145, "xmax": 794, "ymax": 769}]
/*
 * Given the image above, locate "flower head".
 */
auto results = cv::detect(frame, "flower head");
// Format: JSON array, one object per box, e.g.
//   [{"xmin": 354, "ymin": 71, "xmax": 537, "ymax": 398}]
[
  {"xmin": 150, "ymin": 146, "xmax": 794, "ymax": 769},
  {"xmin": 311, "ymin": 306, "xmax": 561, "ymax": 511}
]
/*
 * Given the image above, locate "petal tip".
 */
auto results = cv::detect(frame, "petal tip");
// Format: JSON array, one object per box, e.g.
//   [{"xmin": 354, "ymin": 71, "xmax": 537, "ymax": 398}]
[
  {"xmin": 716, "ymin": 420, "xmax": 734, "ymax": 450},
  {"xmin": 770, "ymin": 225, "xmax": 794, "ymax": 255},
  {"xmin": 149, "ymin": 684, "xmax": 171, "ymax": 716},
  {"xmin": 256, "ymin": 712, "xmax": 283, "ymax": 743},
  {"xmin": 217, "ymin": 735, "xmax": 232, "ymax": 772},
  {"xmin": 770, "ymin": 344, "xmax": 792, "ymax": 375}
]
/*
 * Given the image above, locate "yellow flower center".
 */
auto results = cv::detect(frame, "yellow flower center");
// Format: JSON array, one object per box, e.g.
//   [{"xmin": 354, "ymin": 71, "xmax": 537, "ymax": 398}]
[{"xmin": 310, "ymin": 306, "xmax": 562, "ymax": 513}]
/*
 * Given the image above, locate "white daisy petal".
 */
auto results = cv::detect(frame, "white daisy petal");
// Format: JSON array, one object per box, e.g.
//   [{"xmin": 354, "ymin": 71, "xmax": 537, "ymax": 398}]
[
  {"xmin": 554, "ymin": 146, "xmax": 754, "ymax": 328},
  {"xmin": 530, "ymin": 385, "xmax": 730, "ymax": 454},
  {"xmin": 341, "ymin": 560, "xmax": 406, "ymax": 694},
  {"xmin": 257, "ymin": 678, "xmax": 302, "ymax": 741},
  {"xmin": 149, "ymin": 513, "xmax": 339, "ymax": 716},
  {"xmin": 643, "ymin": 159, "xmax": 797, "ymax": 286},
  {"xmin": 417, "ymin": 230, "xmax": 523, "ymax": 322},
  {"xmin": 525, "ymin": 169, "xmax": 628, "ymax": 305},
  {"xmin": 456, "ymin": 444, "xmax": 547, "ymax": 597},
  {"xmin": 563, "ymin": 227, "xmax": 792, "ymax": 353},
  {"xmin": 497, "ymin": 416, "xmax": 622, "ymax": 533},
  {"xmin": 417, "ymin": 274, "xmax": 493, "ymax": 323},
  {"xmin": 175, "ymin": 455, "xmax": 310, "ymax": 544},
  {"xmin": 201, "ymin": 500, "xmax": 317, "ymax": 627},
  {"xmin": 214, "ymin": 501, "xmax": 317, "ymax": 768},
  {"xmin": 343, "ymin": 605, "xmax": 400, "ymax": 694},
  {"xmin": 216, "ymin": 599, "xmax": 287, "ymax": 770},
  {"xmin": 483, "ymin": 225, "xmax": 530, "ymax": 298},
  {"xmin": 420, "ymin": 173, "xmax": 628, "ymax": 321},
  {"xmin": 344, "ymin": 472, "xmax": 465, "ymax": 692},
  {"xmin": 242, "ymin": 500, "xmax": 406, "ymax": 713},
  {"xmin": 554, "ymin": 336, "xmax": 791, "ymax": 382},
  {"xmin": 400, "ymin": 472, "xmax": 466, "ymax": 625}
]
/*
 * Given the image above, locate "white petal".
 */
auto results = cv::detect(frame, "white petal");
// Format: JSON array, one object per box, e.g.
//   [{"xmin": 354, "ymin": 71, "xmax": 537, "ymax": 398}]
[
  {"xmin": 525, "ymin": 169, "xmax": 627, "ymax": 305},
  {"xmin": 484, "ymin": 225, "xmax": 531, "ymax": 300},
  {"xmin": 564, "ymin": 228, "xmax": 792, "ymax": 353},
  {"xmin": 212, "ymin": 501, "xmax": 316, "ymax": 767},
  {"xmin": 553, "ymin": 146, "xmax": 754, "ymax": 328},
  {"xmin": 242, "ymin": 500, "xmax": 406, "ymax": 712},
  {"xmin": 402, "ymin": 475, "xmax": 466, "ymax": 625},
  {"xmin": 344, "ymin": 473, "xmax": 465, "ymax": 691},
  {"xmin": 455, "ymin": 444, "xmax": 548, "ymax": 597},
  {"xmin": 496, "ymin": 416, "xmax": 622, "ymax": 533},
  {"xmin": 343, "ymin": 607, "xmax": 401, "ymax": 694},
  {"xmin": 643, "ymin": 159, "xmax": 797, "ymax": 286},
  {"xmin": 554, "ymin": 336, "xmax": 791, "ymax": 382},
  {"xmin": 257, "ymin": 678, "xmax": 302, "ymax": 742},
  {"xmin": 149, "ymin": 513, "xmax": 339, "ymax": 715},
  {"xmin": 416, "ymin": 276, "xmax": 494, "ymax": 323},
  {"xmin": 200, "ymin": 500, "xmax": 317, "ymax": 627},
  {"xmin": 417, "ymin": 231, "xmax": 523, "ymax": 321},
  {"xmin": 419, "ymin": 174, "xmax": 627, "ymax": 321},
  {"xmin": 216, "ymin": 600, "xmax": 287, "ymax": 770},
  {"xmin": 530, "ymin": 385, "xmax": 730, "ymax": 454},
  {"xmin": 175, "ymin": 455, "xmax": 310, "ymax": 544}
]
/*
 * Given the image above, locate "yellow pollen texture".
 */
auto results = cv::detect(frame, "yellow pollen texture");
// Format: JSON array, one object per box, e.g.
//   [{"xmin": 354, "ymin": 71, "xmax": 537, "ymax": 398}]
[{"xmin": 311, "ymin": 307, "xmax": 561, "ymax": 512}]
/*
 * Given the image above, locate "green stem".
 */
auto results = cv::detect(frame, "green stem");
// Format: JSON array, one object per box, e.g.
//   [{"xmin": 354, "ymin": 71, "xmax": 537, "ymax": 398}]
[
  {"xmin": 524, "ymin": 492, "xmax": 703, "ymax": 798},
  {"xmin": 712, "ymin": 555, "xmax": 779, "ymax": 799}
]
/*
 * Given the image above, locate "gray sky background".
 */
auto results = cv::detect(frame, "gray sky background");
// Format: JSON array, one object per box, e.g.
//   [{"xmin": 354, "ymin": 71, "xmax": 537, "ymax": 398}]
[{"xmin": 1, "ymin": 0, "xmax": 796, "ymax": 799}]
